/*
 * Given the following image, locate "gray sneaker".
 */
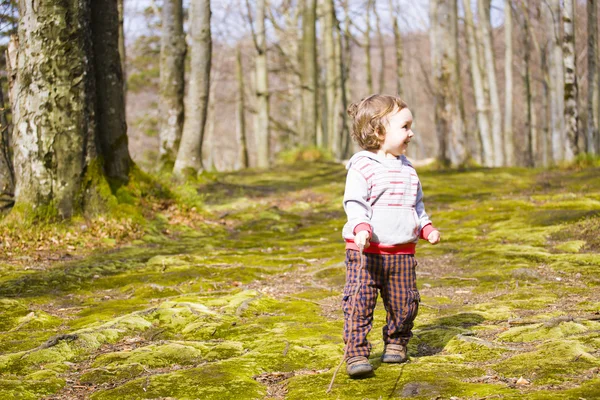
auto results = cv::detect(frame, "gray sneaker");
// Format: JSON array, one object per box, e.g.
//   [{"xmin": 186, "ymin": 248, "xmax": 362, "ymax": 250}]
[
  {"xmin": 346, "ymin": 356, "xmax": 373, "ymax": 377},
  {"xmin": 381, "ymin": 344, "xmax": 407, "ymax": 363}
]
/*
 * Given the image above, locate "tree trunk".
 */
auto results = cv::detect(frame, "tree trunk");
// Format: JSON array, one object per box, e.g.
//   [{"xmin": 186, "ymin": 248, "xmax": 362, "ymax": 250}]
[
  {"xmin": 522, "ymin": 6, "xmax": 534, "ymax": 167},
  {"xmin": 562, "ymin": 0, "xmax": 579, "ymax": 161},
  {"xmin": 91, "ymin": 0, "xmax": 132, "ymax": 185},
  {"xmin": 430, "ymin": 0, "xmax": 467, "ymax": 166},
  {"xmin": 323, "ymin": 0, "xmax": 337, "ymax": 155},
  {"xmin": 174, "ymin": 0, "xmax": 211, "ymax": 175},
  {"xmin": 365, "ymin": 0, "xmax": 373, "ymax": 94},
  {"xmin": 11, "ymin": 0, "xmax": 97, "ymax": 217},
  {"xmin": 504, "ymin": 0, "xmax": 514, "ymax": 166},
  {"xmin": 118, "ymin": 0, "xmax": 126, "ymax": 101},
  {"xmin": 339, "ymin": 1, "xmax": 352, "ymax": 159},
  {"xmin": 389, "ymin": 0, "xmax": 403, "ymax": 96},
  {"xmin": 254, "ymin": 0, "xmax": 270, "ymax": 167},
  {"xmin": 478, "ymin": 0, "xmax": 503, "ymax": 166},
  {"xmin": 373, "ymin": 3, "xmax": 385, "ymax": 93},
  {"xmin": 462, "ymin": 0, "xmax": 493, "ymax": 167},
  {"xmin": 541, "ymin": 40, "xmax": 551, "ymax": 166},
  {"xmin": 158, "ymin": 0, "xmax": 186, "ymax": 169},
  {"xmin": 0, "ymin": 76, "xmax": 14, "ymax": 209},
  {"xmin": 545, "ymin": 0, "xmax": 565, "ymax": 163},
  {"xmin": 587, "ymin": 0, "xmax": 598, "ymax": 154},
  {"xmin": 301, "ymin": 0, "xmax": 317, "ymax": 147},
  {"xmin": 236, "ymin": 46, "xmax": 249, "ymax": 169}
]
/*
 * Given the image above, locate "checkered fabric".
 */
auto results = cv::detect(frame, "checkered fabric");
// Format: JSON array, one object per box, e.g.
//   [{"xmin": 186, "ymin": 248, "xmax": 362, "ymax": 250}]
[{"xmin": 342, "ymin": 249, "xmax": 420, "ymax": 359}]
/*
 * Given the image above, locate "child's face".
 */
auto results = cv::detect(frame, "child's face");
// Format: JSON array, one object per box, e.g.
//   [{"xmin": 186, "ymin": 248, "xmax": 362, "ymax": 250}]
[{"xmin": 381, "ymin": 107, "xmax": 414, "ymax": 157}]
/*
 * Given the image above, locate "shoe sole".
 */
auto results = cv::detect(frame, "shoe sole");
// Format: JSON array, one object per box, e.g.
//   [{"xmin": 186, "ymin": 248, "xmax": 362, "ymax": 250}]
[
  {"xmin": 347, "ymin": 364, "xmax": 373, "ymax": 377},
  {"xmin": 381, "ymin": 355, "xmax": 407, "ymax": 363}
]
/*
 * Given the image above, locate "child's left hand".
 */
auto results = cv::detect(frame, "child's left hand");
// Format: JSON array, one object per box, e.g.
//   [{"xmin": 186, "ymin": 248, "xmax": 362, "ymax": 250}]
[{"xmin": 427, "ymin": 230, "xmax": 441, "ymax": 244}]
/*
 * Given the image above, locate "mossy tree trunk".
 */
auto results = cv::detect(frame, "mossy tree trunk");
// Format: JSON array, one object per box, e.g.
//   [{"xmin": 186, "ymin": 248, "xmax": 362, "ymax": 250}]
[
  {"xmin": 158, "ymin": 0, "xmax": 186, "ymax": 169},
  {"xmin": 431, "ymin": 0, "xmax": 467, "ymax": 166},
  {"xmin": 301, "ymin": 0, "xmax": 317, "ymax": 147},
  {"xmin": 254, "ymin": 0, "xmax": 270, "ymax": 168},
  {"xmin": 174, "ymin": 0, "xmax": 211, "ymax": 176},
  {"xmin": 562, "ymin": 0, "xmax": 579, "ymax": 161},
  {"xmin": 91, "ymin": 0, "xmax": 132, "ymax": 185},
  {"xmin": 522, "ymin": 5, "xmax": 535, "ymax": 167},
  {"xmin": 0, "ymin": 77, "xmax": 14, "ymax": 209},
  {"xmin": 10, "ymin": 0, "xmax": 97, "ymax": 217}
]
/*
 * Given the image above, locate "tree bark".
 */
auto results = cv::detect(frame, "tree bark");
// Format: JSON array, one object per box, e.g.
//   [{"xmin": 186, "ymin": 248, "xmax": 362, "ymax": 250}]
[
  {"xmin": 323, "ymin": 0, "xmax": 338, "ymax": 156},
  {"xmin": 365, "ymin": 0, "xmax": 373, "ymax": 94},
  {"xmin": 430, "ymin": 0, "xmax": 467, "ymax": 166},
  {"xmin": 301, "ymin": 0, "xmax": 317, "ymax": 147},
  {"xmin": 545, "ymin": 0, "xmax": 565, "ymax": 163},
  {"xmin": 91, "ymin": 0, "xmax": 132, "ymax": 184},
  {"xmin": 462, "ymin": 0, "xmax": 493, "ymax": 166},
  {"xmin": 522, "ymin": 6, "xmax": 535, "ymax": 167},
  {"xmin": 174, "ymin": 0, "xmax": 211, "ymax": 175},
  {"xmin": 587, "ymin": 0, "xmax": 598, "ymax": 154},
  {"xmin": 158, "ymin": 0, "xmax": 186, "ymax": 169},
  {"xmin": 478, "ymin": 0, "xmax": 503, "ymax": 166},
  {"xmin": 0, "ymin": 76, "xmax": 14, "ymax": 209},
  {"xmin": 11, "ymin": 0, "xmax": 97, "ymax": 217},
  {"xmin": 373, "ymin": 3, "xmax": 385, "ymax": 93},
  {"xmin": 118, "ymin": 0, "xmax": 126, "ymax": 100},
  {"xmin": 236, "ymin": 46, "xmax": 249, "ymax": 169},
  {"xmin": 254, "ymin": 0, "xmax": 270, "ymax": 167},
  {"xmin": 504, "ymin": 0, "xmax": 514, "ymax": 166},
  {"xmin": 562, "ymin": 0, "xmax": 579, "ymax": 161},
  {"xmin": 389, "ymin": 0, "xmax": 403, "ymax": 96}
]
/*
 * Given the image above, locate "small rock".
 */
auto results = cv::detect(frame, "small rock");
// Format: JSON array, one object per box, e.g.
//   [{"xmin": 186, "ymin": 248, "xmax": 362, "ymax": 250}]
[
  {"xmin": 556, "ymin": 277, "xmax": 562, "ymax": 281},
  {"xmin": 93, "ymin": 274, "xmax": 100, "ymax": 279},
  {"xmin": 422, "ymin": 283, "xmax": 432, "ymax": 288},
  {"xmin": 575, "ymin": 273, "xmax": 581, "ymax": 279},
  {"xmin": 516, "ymin": 376, "xmax": 530, "ymax": 386}
]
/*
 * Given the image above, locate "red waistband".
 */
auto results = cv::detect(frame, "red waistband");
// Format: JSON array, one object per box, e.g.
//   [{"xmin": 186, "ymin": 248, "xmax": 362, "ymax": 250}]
[{"xmin": 345, "ymin": 239, "xmax": 416, "ymax": 255}]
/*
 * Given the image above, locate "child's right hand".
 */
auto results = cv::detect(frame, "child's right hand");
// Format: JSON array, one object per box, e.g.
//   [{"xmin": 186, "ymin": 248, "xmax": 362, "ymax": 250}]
[{"xmin": 354, "ymin": 230, "xmax": 370, "ymax": 250}]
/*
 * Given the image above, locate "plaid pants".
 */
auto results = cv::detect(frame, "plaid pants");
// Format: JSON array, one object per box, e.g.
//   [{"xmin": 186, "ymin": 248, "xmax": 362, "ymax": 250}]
[{"xmin": 342, "ymin": 250, "xmax": 420, "ymax": 359}]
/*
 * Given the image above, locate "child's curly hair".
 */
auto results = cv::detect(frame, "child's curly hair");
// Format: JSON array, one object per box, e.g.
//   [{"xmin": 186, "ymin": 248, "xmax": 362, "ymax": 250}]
[{"xmin": 347, "ymin": 94, "xmax": 408, "ymax": 150}]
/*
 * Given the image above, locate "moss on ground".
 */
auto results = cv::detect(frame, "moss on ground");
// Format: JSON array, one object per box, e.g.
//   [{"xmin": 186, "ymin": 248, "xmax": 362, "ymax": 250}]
[{"xmin": 0, "ymin": 163, "xmax": 599, "ymax": 399}]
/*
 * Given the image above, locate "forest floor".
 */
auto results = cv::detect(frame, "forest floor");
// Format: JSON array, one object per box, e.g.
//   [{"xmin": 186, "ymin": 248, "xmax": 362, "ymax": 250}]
[{"xmin": 0, "ymin": 161, "xmax": 599, "ymax": 400}]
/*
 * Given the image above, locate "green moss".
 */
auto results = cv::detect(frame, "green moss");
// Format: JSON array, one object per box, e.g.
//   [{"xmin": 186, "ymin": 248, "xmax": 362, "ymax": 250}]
[{"xmin": 493, "ymin": 340, "xmax": 600, "ymax": 385}]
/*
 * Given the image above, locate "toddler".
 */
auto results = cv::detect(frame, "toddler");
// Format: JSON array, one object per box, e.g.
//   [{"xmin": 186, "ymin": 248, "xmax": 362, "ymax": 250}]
[{"xmin": 342, "ymin": 94, "xmax": 440, "ymax": 377}]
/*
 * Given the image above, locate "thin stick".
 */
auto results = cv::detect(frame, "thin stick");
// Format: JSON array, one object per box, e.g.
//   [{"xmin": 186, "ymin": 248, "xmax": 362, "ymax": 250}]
[{"xmin": 327, "ymin": 247, "xmax": 365, "ymax": 393}]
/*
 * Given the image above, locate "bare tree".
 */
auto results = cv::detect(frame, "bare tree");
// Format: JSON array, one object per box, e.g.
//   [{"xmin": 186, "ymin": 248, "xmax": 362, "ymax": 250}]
[
  {"xmin": 174, "ymin": 0, "xmax": 212, "ymax": 175},
  {"xmin": 462, "ymin": 0, "xmax": 493, "ymax": 166},
  {"xmin": 562, "ymin": 0, "xmax": 578, "ymax": 161},
  {"xmin": 587, "ymin": 0, "xmax": 598, "ymax": 154},
  {"xmin": 365, "ymin": 0, "xmax": 373, "ymax": 94},
  {"xmin": 389, "ymin": 0, "xmax": 404, "ymax": 96},
  {"xmin": 373, "ymin": 3, "xmax": 385, "ymax": 93},
  {"xmin": 430, "ymin": 0, "xmax": 467, "ymax": 166},
  {"xmin": 478, "ymin": 0, "xmax": 503, "ymax": 166},
  {"xmin": 504, "ymin": 0, "xmax": 514, "ymax": 165},
  {"xmin": 323, "ymin": 0, "xmax": 338, "ymax": 155},
  {"xmin": 236, "ymin": 46, "xmax": 249, "ymax": 169},
  {"xmin": 520, "ymin": 3, "xmax": 535, "ymax": 167},
  {"xmin": 159, "ymin": 0, "xmax": 186, "ymax": 169},
  {"xmin": 301, "ymin": 0, "xmax": 318, "ymax": 146},
  {"xmin": 0, "ymin": 78, "xmax": 13, "ymax": 209},
  {"xmin": 254, "ymin": 0, "xmax": 270, "ymax": 166}
]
